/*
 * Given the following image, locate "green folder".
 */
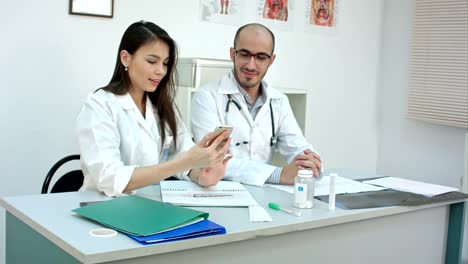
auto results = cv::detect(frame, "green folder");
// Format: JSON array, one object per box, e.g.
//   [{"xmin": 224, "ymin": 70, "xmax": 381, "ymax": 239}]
[{"xmin": 72, "ymin": 195, "xmax": 209, "ymax": 236}]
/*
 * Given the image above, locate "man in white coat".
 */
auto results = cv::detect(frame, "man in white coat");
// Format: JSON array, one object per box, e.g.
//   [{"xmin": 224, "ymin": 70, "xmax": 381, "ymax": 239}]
[{"xmin": 191, "ymin": 23, "xmax": 322, "ymax": 186}]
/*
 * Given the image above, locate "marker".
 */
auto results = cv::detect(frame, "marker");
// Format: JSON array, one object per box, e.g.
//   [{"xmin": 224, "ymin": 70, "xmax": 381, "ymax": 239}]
[
  {"xmin": 193, "ymin": 193, "xmax": 233, "ymax": 198},
  {"xmin": 328, "ymin": 173, "xmax": 337, "ymax": 210},
  {"xmin": 268, "ymin": 202, "xmax": 302, "ymax": 217}
]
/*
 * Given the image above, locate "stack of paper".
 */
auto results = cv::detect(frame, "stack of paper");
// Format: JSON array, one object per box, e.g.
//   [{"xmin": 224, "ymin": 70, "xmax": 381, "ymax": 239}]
[
  {"xmin": 160, "ymin": 181, "xmax": 258, "ymax": 207},
  {"xmin": 267, "ymin": 175, "xmax": 386, "ymax": 196},
  {"xmin": 72, "ymin": 195, "xmax": 226, "ymax": 244},
  {"xmin": 363, "ymin": 177, "xmax": 458, "ymax": 197}
]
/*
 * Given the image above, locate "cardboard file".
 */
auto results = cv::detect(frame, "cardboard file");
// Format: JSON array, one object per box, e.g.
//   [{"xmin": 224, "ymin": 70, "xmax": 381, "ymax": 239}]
[{"xmin": 73, "ymin": 195, "xmax": 209, "ymax": 236}]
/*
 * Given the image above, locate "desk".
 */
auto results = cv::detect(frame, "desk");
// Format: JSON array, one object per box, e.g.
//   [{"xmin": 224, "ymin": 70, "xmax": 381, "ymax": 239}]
[{"xmin": 1, "ymin": 176, "xmax": 466, "ymax": 264}]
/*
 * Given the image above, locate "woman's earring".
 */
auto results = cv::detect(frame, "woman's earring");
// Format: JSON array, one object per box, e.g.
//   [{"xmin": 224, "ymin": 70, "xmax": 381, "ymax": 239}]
[{"xmin": 125, "ymin": 67, "xmax": 128, "ymax": 71}]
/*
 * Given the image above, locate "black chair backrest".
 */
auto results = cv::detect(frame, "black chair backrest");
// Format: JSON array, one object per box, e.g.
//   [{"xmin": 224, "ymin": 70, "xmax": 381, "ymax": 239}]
[{"xmin": 41, "ymin": 154, "xmax": 84, "ymax": 194}]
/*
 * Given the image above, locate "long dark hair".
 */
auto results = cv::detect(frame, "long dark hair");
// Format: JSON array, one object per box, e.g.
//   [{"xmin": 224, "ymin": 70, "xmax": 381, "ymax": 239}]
[{"xmin": 101, "ymin": 21, "xmax": 179, "ymax": 149}]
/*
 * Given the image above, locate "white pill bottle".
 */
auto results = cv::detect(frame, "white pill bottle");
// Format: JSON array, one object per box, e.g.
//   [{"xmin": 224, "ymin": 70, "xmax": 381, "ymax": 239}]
[{"xmin": 293, "ymin": 169, "xmax": 315, "ymax": 208}]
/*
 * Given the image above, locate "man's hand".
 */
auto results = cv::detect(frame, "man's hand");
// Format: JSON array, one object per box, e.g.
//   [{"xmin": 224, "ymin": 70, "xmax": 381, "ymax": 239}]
[
  {"xmin": 294, "ymin": 149, "xmax": 322, "ymax": 177},
  {"xmin": 279, "ymin": 160, "xmax": 299, "ymax": 185}
]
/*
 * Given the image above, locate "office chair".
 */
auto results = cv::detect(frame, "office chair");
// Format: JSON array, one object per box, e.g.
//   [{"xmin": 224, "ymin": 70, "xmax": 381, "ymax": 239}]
[{"xmin": 41, "ymin": 154, "xmax": 84, "ymax": 194}]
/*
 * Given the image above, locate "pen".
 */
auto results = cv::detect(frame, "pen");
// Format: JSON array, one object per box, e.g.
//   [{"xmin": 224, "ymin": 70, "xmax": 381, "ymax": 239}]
[
  {"xmin": 79, "ymin": 201, "xmax": 102, "ymax": 207},
  {"xmin": 79, "ymin": 197, "xmax": 116, "ymax": 207},
  {"xmin": 268, "ymin": 202, "xmax": 302, "ymax": 217},
  {"xmin": 193, "ymin": 194, "xmax": 233, "ymax": 198}
]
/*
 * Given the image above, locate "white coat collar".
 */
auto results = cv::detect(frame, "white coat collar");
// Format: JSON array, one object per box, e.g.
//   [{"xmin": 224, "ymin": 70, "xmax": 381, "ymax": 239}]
[
  {"xmin": 115, "ymin": 92, "xmax": 157, "ymax": 135},
  {"xmin": 115, "ymin": 92, "xmax": 138, "ymax": 110},
  {"xmin": 115, "ymin": 92, "xmax": 156, "ymax": 116},
  {"xmin": 219, "ymin": 71, "xmax": 283, "ymax": 99}
]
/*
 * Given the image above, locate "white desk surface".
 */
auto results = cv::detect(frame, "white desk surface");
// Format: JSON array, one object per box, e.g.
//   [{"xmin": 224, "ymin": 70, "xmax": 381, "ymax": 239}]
[
  {"xmin": 0, "ymin": 170, "xmax": 468, "ymax": 263},
  {"xmin": 0, "ymin": 170, "xmax": 465, "ymax": 264}
]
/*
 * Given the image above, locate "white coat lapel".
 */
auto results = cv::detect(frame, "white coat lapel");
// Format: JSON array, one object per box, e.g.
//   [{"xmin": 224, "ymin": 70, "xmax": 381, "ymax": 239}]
[
  {"xmin": 116, "ymin": 93, "xmax": 155, "ymax": 137},
  {"xmin": 220, "ymin": 71, "xmax": 254, "ymax": 126},
  {"xmin": 253, "ymin": 81, "xmax": 282, "ymax": 126},
  {"xmin": 144, "ymin": 97, "xmax": 160, "ymax": 140},
  {"xmin": 237, "ymin": 97, "xmax": 254, "ymax": 126}
]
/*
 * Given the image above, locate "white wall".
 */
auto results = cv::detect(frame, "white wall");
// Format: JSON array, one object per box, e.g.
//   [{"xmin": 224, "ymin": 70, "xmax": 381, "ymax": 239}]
[
  {"xmin": 378, "ymin": 0, "xmax": 468, "ymax": 262},
  {"xmin": 377, "ymin": 0, "xmax": 466, "ymax": 197},
  {"xmin": 0, "ymin": 1, "xmax": 384, "ymax": 264}
]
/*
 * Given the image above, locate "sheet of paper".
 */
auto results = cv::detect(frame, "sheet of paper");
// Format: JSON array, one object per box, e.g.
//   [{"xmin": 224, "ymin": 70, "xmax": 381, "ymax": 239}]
[
  {"xmin": 249, "ymin": 205, "xmax": 272, "ymax": 222},
  {"xmin": 363, "ymin": 177, "xmax": 458, "ymax": 197},
  {"xmin": 160, "ymin": 181, "xmax": 258, "ymax": 207},
  {"xmin": 267, "ymin": 175, "xmax": 386, "ymax": 196}
]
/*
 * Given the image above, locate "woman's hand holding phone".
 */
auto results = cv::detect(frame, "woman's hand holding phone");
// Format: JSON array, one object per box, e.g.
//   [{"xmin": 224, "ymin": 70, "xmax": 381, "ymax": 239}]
[
  {"xmin": 213, "ymin": 125, "xmax": 233, "ymax": 137},
  {"xmin": 207, "ymin": 125, "xmax": 233, "ymax": 149}
]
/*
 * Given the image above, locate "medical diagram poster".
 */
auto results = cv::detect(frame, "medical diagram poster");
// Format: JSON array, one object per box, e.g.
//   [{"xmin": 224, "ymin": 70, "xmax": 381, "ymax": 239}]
[
  {"xmin": 200, "ymin": 0, "xmax": 297, "ymax": 31},
  {"xmin": 305, "ymin": 0, "xmax": 339, "ymax": 34},
  {"xmin": 200, "ymin": 0, "xmax": 247, "ymax": 25},
  {"xmin": 256, "ymin": 0, "xmax": 295, "ymax": 31}
]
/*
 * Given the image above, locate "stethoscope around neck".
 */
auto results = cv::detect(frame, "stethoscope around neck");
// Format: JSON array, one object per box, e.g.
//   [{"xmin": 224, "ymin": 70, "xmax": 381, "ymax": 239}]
[{"xmin": 225, "ymin": 94, "xmax": 278, "ymax": 148}]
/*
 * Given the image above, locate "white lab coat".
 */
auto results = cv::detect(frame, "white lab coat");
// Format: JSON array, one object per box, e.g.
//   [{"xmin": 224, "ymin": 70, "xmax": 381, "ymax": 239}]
[
  {"xmin": 191, "ymin": 71, "xmax": 316, "ymax": 186},
  {"xmin": 76, "ymin": 89, "xmax": 192, "ymax": 197}
]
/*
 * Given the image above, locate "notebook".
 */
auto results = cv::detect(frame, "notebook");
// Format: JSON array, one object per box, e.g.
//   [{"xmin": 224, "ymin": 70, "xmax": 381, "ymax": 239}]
[
  {"xmin": 160, "ymin": 181, "xmax": 258, "ymax": 207},
  {"xmin": 72, "ymin": 195, "xmax": 209, "ymax": 236},
  {"xmin": 126, "ymin": 219, "xmax": 226, "ymax": 245}
]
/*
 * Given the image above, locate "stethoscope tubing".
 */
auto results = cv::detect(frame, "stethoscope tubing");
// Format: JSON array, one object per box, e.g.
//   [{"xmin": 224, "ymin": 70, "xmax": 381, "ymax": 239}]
[{"xmin": 225, "ymin": 94, "xmax": 277, "ymax": 148}]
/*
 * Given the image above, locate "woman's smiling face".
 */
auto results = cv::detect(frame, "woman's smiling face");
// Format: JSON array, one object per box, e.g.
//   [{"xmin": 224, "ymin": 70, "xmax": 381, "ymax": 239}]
[{"xmin": 124, "ymin": 40, "xmax": 169, "ymax": 94}]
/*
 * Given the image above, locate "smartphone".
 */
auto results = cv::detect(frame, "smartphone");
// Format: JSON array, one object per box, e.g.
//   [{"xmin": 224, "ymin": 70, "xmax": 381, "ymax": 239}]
[{"xmin": 213, "ymin": 125, "xmax": 233, "ymax": 138}]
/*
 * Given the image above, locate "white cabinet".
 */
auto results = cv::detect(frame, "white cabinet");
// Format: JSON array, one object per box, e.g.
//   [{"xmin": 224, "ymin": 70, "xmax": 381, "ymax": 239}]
[
  {"xmin": 176, "ymin": 58, "xmax": 232, "ymax": 125},
  {"xmin": 175, "ymin": 58, "xmax": 308, "ymax": 166}
]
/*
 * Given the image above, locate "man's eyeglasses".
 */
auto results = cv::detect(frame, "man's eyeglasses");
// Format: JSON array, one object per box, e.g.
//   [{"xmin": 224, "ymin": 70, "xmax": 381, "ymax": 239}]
[{"xmin": 234, "ymin": 49, "xmax": 272, "ymax": 65}]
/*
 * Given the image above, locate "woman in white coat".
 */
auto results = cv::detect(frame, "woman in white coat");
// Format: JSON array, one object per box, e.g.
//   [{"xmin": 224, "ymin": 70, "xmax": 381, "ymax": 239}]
[{"xmin": 77, "ymin": 21, "xmax": 231, "ymax": 197}]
